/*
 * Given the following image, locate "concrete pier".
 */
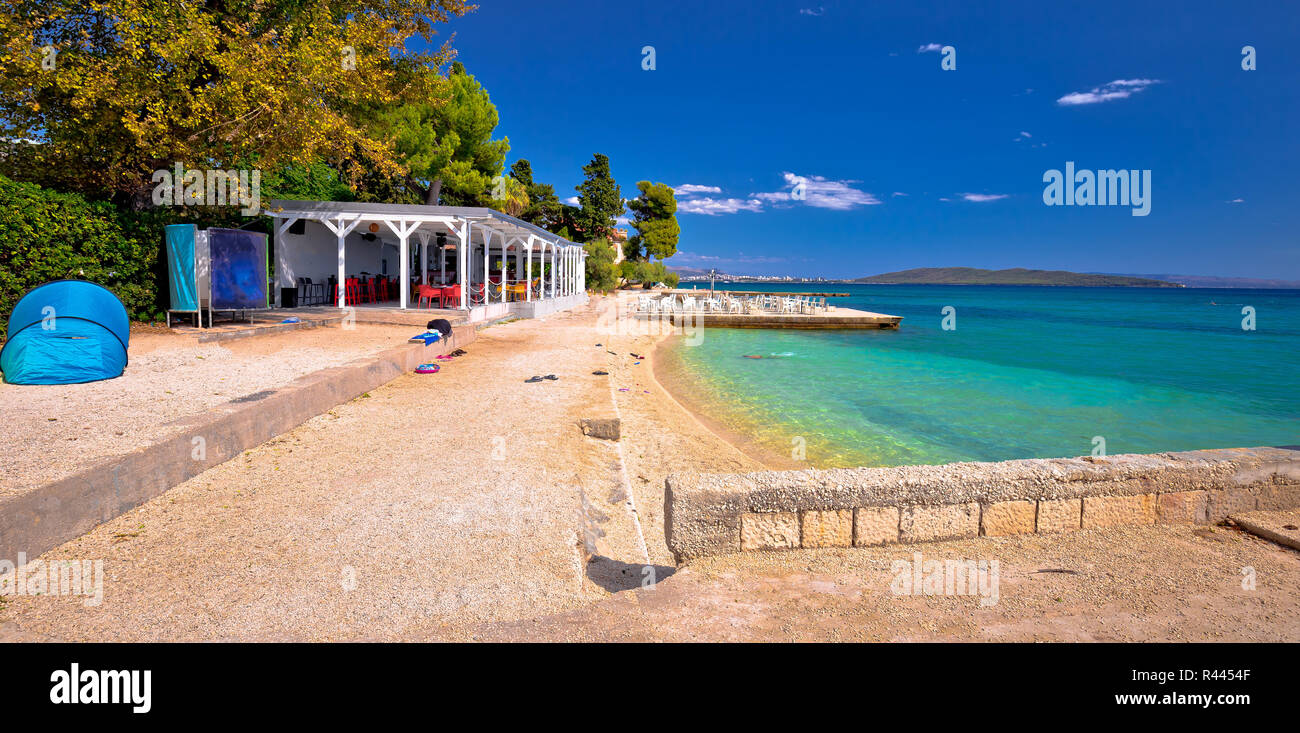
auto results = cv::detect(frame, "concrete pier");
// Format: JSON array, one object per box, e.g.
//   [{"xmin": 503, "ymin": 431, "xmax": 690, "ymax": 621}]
[{"xmin": 635, "ymin": 306, "xmax": 901, "ymax": 329}]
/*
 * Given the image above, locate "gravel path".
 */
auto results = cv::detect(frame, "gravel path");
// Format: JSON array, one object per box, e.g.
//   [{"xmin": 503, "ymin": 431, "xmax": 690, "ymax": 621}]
[{"xmin": 0, "ymin": 324, "xmax": 415, "ymax": 497}]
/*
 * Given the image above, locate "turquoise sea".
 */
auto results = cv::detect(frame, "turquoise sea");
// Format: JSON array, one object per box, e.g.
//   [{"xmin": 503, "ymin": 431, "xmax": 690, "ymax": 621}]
[{"xmin": 662, "ymin": 284, "xmax": 1299, "ymax": 468}]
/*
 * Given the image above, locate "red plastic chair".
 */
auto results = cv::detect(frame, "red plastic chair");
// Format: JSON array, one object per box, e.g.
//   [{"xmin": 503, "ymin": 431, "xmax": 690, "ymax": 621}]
[
  {"xmin": 417, "ymin": 284, "xmax": 440, "ymax": 309},
  {"xmin": 376, "ymin": 277, "xmax": 389, "ymax": 302},
  {"xmin": 333, "ymin": 278, "xmax": 361, "ymax": 306},
  {"xmin": 439, "ymin": 284, "xmax": 461, "ymax": 308}
]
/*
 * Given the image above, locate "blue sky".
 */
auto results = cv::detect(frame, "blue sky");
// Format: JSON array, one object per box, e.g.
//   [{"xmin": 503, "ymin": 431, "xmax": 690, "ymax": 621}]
[{"xmin": 441, "ymin": 0, "xmax": 1299, "ymax": 278}]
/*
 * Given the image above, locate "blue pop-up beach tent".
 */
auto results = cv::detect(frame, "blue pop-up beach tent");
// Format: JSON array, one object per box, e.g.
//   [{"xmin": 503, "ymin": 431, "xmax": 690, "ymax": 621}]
[{"xmin": 0, "ymin": 280, "xmax": 130, "ymax": 385}]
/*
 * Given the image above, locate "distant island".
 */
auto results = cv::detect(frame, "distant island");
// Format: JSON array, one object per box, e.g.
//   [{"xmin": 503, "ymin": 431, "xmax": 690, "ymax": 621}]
[
  {"xmin": 854, "ymin": 267, "xmax": 1182, "ymax": 287},
  {"xmin": 1105, "ymin": 273, "xmax": 1300, "ymax": 289}
]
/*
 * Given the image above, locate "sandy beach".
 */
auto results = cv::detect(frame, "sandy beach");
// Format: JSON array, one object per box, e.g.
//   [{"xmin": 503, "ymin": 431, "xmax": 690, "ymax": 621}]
[{"xmin": 2, "ymin": 295, "xmax": 1298, "ymax": 642}]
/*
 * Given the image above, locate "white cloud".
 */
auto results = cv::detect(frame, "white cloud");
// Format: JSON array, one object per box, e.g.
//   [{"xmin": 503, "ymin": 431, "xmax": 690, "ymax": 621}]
[
  {"xmin": 676, "ymin": 197, "xmax": 764, "ymax": 215},
  {"xmin": 563, "ymin": 196, "xmax": 579, "ymax": 205},
  {"xmin": 892, "ymin": 191, "xmax": 908, "ymax": 197},
  {"xmin": 799, "ymin": 7, "xmax": 825, "ymax": 16},
  {"xmin": 1017, "ymin": 131, "xmax": 1032, "ymax": 139},
  {"xmin": 1228, "ymin": 198, "xmax": 1245, "ymax": 203},
  {"xmin": 960, "ymin": 193, "xmax": 1009, "ymax": 202},
  {"xmin": 917, "ymin": 43, "xmax": 943, "ymax": 53},
  {"xmin": 1057, "ymin": 78, "xmax": 1162, "ymax": 106},
  {"xmin": 751, "ymin": 172, "xmax": 882, "ymax": 210},
  {"xmin": 673, "ymin": 184, "xmax": 723, "ymax": 195}
]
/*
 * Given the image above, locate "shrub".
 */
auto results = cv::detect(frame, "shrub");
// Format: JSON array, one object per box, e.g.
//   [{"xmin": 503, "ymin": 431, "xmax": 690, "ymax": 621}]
[
  {"xmin": 0, "ymin": 175, "xmax": 168, "ymax": 330},
  {"xmin": 583, "ymin": 237, "xmax": 620, "ymax": 292}
]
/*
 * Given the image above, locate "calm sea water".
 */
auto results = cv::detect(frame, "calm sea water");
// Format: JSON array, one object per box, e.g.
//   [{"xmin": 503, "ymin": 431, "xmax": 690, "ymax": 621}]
[{"xmin": 662, "ymin": 283, "xmax": 1300, "ymax": 468}]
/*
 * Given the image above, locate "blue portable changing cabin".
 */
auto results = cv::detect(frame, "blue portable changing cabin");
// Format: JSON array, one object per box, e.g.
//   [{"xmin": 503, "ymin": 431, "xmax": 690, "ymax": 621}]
[{"xmin": 0, "ymin": 280, "xmax": 130, "ymax": 385}]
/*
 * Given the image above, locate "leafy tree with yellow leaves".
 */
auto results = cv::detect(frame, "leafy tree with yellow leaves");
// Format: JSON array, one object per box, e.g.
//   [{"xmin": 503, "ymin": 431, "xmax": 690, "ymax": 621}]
[{"xmin": 0, "ymin": 0, "xmax": 471, "ymax": 206}]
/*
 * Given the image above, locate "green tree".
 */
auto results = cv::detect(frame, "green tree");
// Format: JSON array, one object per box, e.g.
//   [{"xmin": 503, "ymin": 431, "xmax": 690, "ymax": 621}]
[
  {"xmin": 624, "ymin": 181, "xmax": 679, "ymax": 262},
  {"xmin": 260, "ymin": 160, "xmax": 355, "ymax": 203},
  {"xmin": 490, "ymin": 174, "xmax": 529, "ymax": 216},
  {"xmin": 509, "ymin": 159, "xmax": 562, "ymax": 229},
  {"xmin": 572, "ymin": 153, "xmax": 622, "ymax": 242},
  {"xmin": 369, "ymin": 62, "xmax": 510, "ymax": 205},
  {"xmin": 0, "ymin": 0, "xmax": 470, "ymax": 205},
  {"xmin": 583, "ymin": 237, "xmax": 619, "ymax": 292}
]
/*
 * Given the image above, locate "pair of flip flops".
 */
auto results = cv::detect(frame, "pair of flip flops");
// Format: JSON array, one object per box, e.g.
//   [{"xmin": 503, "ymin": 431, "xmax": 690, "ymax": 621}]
[{"xmin": 525, "ymin": 374, "xmax": 559, "ymax": 383}]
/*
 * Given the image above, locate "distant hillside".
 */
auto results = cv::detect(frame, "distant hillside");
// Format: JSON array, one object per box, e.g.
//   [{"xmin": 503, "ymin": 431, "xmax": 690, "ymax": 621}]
[
  {"xmin": 670, "ymin": 266, "xmax": 710, "ymax": 278},
  {"xmin": 1105, "ymin": 273, "xmax": 1300, "ymax": 289},
  {"xmin": 855, "ymin": 267, "xmax": 1180, "ymax": 287}
]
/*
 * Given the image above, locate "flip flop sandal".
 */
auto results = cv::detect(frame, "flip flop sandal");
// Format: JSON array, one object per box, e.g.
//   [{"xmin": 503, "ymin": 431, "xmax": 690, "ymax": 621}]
[
  {"xmin": 592, "ymin": 370, "xmax": 609, "ymax": 375},
  {"xmin": 525, "ymin": 376, "xmax": 543, "ymax": 383},
  {"xmin": 543, "ymin": 374, "xmax": 558, "ymax": 380}
]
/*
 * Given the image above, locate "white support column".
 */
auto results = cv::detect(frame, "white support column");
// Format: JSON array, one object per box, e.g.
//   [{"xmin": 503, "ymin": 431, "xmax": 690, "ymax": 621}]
[
  {"xmin": 336, "ymin": 230, "xmax": 346, "ymax": 307},
  {"xmin": 512, "ymin": 237, "xmax": 522, "ymax": 301},
  {"xmin": 565, "ymin": 247, "xmax": 572, "ymax": 296},
  {"xmin": 481, "ymin": 228, "xmax": 493, "ymax": 306},
  {"xmin": 322, "ymin": 215, "xmax": 362, "ymax": 307},
  {"xmin": 400, "ymin": 234, "xmax": 409, "ymax": 308},
  {"xmin": 524, "ymin": 235, "xmax": 535, "ymax": 302},
  {"xmin": 457, "ymin": 221, "xmax": 471, "ymax": 309},
  {"xmin": 383, "ymin": 219, "xmax": 419, "ymax": 310}
]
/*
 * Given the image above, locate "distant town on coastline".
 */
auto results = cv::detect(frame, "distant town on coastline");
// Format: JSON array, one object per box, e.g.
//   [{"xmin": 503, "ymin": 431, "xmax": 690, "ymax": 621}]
[{"xmin": 673, "ymin": 266, "xmax": 1300, "ymax": 289}]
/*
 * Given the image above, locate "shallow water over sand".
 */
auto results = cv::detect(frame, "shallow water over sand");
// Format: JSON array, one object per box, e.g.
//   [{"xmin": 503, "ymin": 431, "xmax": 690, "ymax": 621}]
[{"xmin": 662, "ymin": 284, "xmax": 1300, "ymax": 468}]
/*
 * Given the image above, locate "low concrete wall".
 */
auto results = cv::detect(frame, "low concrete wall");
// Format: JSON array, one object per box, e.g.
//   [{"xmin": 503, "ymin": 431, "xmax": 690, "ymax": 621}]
[
  {"xmin": 665, "ymin": 446, "xmax": 1300, "ymax": 562},
  {"xmin": 510, "ymin": 293, "xmax": 588, "ymax": 319},
  {"xmin": 0, "ymin": 323, "xmax": 476, "ymax": 562}
]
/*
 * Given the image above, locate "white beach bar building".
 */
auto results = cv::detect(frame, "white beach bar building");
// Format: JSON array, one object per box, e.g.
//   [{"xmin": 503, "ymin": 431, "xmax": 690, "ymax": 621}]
[{"xmin": 265, "ymin": 199, "xmax": 587, "ymax": 322}]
